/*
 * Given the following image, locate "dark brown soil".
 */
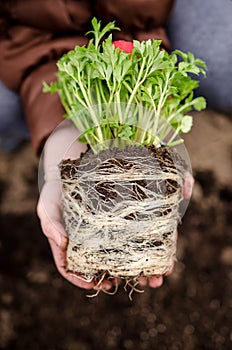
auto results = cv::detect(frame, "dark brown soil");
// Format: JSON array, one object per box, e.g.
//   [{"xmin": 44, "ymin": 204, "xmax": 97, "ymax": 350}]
[
  {"xmin": 0, "ymin": 112, "xmax": 232, "ymax": 350},
  {"xmin": 60, "ymin": 145, "xmax": 185, "ymax": 200}
]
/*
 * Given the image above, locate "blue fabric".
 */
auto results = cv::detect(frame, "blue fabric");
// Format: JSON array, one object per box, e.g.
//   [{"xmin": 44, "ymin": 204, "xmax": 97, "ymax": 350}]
[
  {"xmin": 0, "ymin": 81, "xmax": 29, "ymax": 150},
  {"xmin": 0, "ymin": 81, "xmax": 28, "ymax": 136},
  {"xmin": 167, "ymin": 0, "xmax": 232, "ymax": 110}
]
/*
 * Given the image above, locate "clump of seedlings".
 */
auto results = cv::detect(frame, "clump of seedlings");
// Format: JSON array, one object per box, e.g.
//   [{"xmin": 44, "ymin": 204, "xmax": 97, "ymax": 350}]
[{"xmin": 44, "ymin": 18, "xmax": 206, "ymax": 296}]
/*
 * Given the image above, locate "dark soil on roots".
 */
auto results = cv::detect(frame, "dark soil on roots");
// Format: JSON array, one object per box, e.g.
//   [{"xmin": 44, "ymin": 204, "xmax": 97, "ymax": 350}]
[
  {"xmin": 0, "ymin": 111, "xmax": 232, "ymax": 350},
  {"xmin": 59, "ymin": 145, "xmax": 187, "ymax": 278},
  {"xmin": 60, "ymin": 145, "xmax": 186, "ymax": 201}
]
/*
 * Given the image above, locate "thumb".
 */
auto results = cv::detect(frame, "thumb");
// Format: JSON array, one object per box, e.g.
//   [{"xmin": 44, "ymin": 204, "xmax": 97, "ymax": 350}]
[
  {"xmin": 182, "ymin": 172, "xmax": 194, "ymax": 199},
  {"xmin": 37, "ymin": 182, "xmax": 67, "ymax": 250},
  {"xmin": 38, "ymin": 209, "xmax": 68, "ymax": 250}
]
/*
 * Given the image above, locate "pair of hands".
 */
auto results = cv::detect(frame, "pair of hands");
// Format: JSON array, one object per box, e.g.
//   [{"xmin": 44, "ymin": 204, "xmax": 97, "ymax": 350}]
[{"xmin": 37, "ymin": 120, "xmax": 194, "ymax": 292}]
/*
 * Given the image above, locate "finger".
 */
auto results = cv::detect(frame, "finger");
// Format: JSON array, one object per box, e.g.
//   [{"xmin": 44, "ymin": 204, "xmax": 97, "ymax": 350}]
[
  {"xmin": 37, "ymin": 182, "xmax": 67, "ymax": 249},
  {"xmin": 93, "ymin": 277, "xmax": 121, "ymax": 291},
  {"xmin": 37, "ymin": 201, "xmax": 67, "ymax": 249},
  {"xmin": 138, "ymin": 276, "xmax": 148, "ymax": 286},
  {"xmin": 164, "ymin": 261, "xmax": 175, "ymax": 276},
  {"xmin": 42, "ymin": 119, "xmax": 87, "ymax": 175},
  {"xmin": 138, "ymin": 275, "xmax": 164, "ymax": 288},
  {"xmin": 182, "ymin": 172, "xmax": 195, "ymax": 199},
  {"xmin": 148, "ymin": 275, "xmax": 163, "ymax": 288},
  {"xmin": 93, "ymin": 279, "xmax": 113, "ymax": 291},
  {"xmin": 49, "ymin": 239, "xmax": 95, "ymax": 290},
  {"xmin": 43, "ymin": 219, "xmax": 68, "ymax": 250}
]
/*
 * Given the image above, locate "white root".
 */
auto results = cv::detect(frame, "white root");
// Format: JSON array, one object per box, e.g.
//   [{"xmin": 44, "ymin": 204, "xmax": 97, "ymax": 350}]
[{"xmin": 60, "ymin": 146, "xmax": 185, "ymax": 288}]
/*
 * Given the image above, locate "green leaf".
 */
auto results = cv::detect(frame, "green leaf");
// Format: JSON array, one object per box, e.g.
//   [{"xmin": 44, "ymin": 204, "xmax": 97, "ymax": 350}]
[
  {"xmin": 44, "ymin": 18, "xmax": 207, "ymax": 151},
  {"xmin": 118, "ymin": 125, "xmax": 134, "ymax": 139},
  {"xmin": 86, "ymin": 17, "xmax": 120, "ymax": 49},
  {"xmin": 42, "ymin": 81, "xmax": 58, "ymax": 93},
  {"xmin": 181, "ymin": 115, "xmax": 193, "ymax": 133},
  {"xmin": 173, "ymin": 50, "xmax": 188, "ymax": 61},
  {"xmin": 193, "ymin": 97, "xmax": 207, "ymax": 111}
]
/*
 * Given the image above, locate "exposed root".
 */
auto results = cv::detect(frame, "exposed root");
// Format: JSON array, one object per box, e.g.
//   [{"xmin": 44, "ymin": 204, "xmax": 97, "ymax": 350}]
[
  {"xmin": 87, "ymin": 276, "xmax": 141, "ymax": 300},
  {"xmin": 86, "ymin": 289, "xmax": 101, "ymax": 298},
  {"xmin": 67, "ymin": 272, "xmax": 94, "ymax": 283},
  {"xmin": 86, "ymin": 274, "xmax": 119, "ymax": 298},
  {"xmin": 95, "ymin": 271, "xmax": 107, "ymax": 287},
  {"xmin": 102, "ymin": 281, "xmax": 119, "ymax": 296},
  {"xmin": 60, "ymin": 145, "xmax": 186, "ymax": 296},
  {"xmin": 125, "ymin": 280, "xmax": 144, "ymax": 301}
]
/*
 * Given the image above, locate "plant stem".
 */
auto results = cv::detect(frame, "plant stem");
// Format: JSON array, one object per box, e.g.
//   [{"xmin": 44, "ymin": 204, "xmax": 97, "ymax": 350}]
[
  {"xmin": 115, "ymin": 91, "xmax": 123, "ymax": 124},
  {"xmin": 168, "ymin": 138, "xmax": 184, "ymax": 147},
  {"xmin": 166, "ymin": 126, "xmax": 181, "ymax": 145},
  {"xmin": 125, "ymin": 58, "xmax": 147, "ymax": 115},
  {"xmin": 158, "ymin": 99, "xmax": 195, "ymax": 135}
]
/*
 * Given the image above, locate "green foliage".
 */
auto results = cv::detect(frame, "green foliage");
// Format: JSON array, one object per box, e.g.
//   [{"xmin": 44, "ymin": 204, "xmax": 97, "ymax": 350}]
[{"xmin": 44, "ymin": 18, "xmax": 207, "ymax": 152}]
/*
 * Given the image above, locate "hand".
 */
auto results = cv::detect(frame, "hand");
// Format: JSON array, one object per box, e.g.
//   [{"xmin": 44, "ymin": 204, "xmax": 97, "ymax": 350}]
[
  {"xmin": 37, "ymin": 120, "xmax": 194, "ymax": 291},
  {"xmin": 37, "ymin": 119, "xmax": 115, "ymax": 291}
]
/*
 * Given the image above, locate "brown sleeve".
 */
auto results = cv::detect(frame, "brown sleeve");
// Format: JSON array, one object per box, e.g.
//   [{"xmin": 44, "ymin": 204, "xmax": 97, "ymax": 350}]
[
  {"xmin": 94, "ymin": 0, "xmax": 175, "ymax": 50},
  {"xmin": 0, "ymin": 26, "xmax": 87, "ymax": 91},
  {"xmin": 0, "ymin": 0, "xmax": 92, "ymax": 91},
  {"xmin": 0, "ymin": 0, "xmax": 174, "ymax": 155},
  {"xmin": 3, "ymin": 0, "xmax": 92, "ymax": 32},
  {"xmin": 20, "ymin": 61, "xmax": 65, "ymax": 155},
  {"xmin": 0, "ymin": 0, "xmax": 92, "ymax": 155},
  {"xmin": 0, "ymin": 30, "xmax": 88, "ymax": 155}
]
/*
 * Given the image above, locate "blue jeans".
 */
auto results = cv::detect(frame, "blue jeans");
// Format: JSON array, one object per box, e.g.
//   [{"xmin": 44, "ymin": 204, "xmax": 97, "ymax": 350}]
[
  {"xmin": 0, "ymin": 81, "xmax": 29, "ymax": 150},
  {"xmin": 167, "ymin": 0, "xmax": 232, "ymax": 110}
]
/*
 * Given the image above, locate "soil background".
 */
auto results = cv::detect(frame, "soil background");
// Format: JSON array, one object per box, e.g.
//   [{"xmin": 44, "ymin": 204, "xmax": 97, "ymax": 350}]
[{"xmin": 0, "ymin": 111, "xmax": 231, "ymax": 350}]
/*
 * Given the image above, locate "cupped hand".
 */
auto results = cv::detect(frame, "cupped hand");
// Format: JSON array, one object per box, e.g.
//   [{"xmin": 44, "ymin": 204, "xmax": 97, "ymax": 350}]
[
  {"xmin": 37, "ymin": 119, "xmax": 114, "ymax": 290},
  {"xmin": 37, "ymin": 181, "xmax": 114, "ymax": 290},
  {"xmin": 37, "ymin": 120, "xmax": 194, "ymax": 291}
]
